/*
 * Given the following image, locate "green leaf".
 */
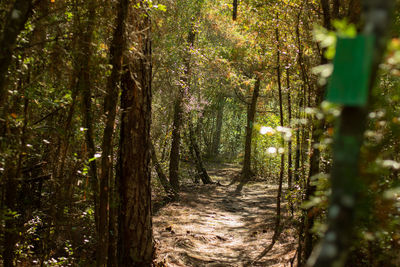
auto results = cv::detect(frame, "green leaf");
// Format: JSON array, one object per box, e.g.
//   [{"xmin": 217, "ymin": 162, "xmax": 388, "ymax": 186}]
[{"xmin": 157, "ymin": 4, "xmax": 167, "ymax": 12}]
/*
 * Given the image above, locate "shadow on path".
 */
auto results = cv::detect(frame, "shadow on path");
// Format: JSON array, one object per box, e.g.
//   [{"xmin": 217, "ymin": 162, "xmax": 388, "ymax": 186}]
[{"xmin": 153, "ymin": 164, "xmax": 296, "ymax": 267}]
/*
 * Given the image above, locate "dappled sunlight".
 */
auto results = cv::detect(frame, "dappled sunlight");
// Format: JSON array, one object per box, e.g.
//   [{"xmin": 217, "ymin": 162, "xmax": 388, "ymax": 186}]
[{"xmin": 153, "ymin": 165, "xmax": 296, "ymax": 266}]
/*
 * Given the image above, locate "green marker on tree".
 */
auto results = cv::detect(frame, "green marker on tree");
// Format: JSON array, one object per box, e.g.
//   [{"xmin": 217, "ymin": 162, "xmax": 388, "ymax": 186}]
[{"xmin": 326, "ymin": 35, "xmax": 375, "ymax": 106}]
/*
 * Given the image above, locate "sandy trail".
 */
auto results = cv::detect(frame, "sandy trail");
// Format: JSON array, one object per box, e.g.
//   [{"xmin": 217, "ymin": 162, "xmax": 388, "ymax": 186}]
[{"xmin": 153, "ymin": 164, "xmax": 296, "ymax": 267}]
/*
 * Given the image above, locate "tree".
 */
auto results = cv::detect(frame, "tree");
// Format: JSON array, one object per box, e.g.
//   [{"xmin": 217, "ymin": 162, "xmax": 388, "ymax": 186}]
[
  {"xmin": 211, "ymin": 95, "xmax": 225, "ymax": 157},
  {"xmin": 0, "ymin": 2, "xmax": 34, "ymax": 265},
  {"xmin": 151, "ymin": 142, "xmax": 177, "ymax": 199},
  {"xmin": 117, "ymin": 1, "xmax": 154, "ymax": 265},
  {"xmin": 307, "ymin": 0, "xmax": 394, "ymax": 266},
  {"xmin": 233, "ymin": 0, "xmax": 238, "ymax": 20},
  {"xmin": 237, "ymin": 77, "xmax": 260, "ymax": 190},
  {"xmin": 98, "ymin": 0, "xmax": 129, "ymax": 264},
  {"xmin": 168, "ymin": 21, "xmax": 196, "ymax": 191}
]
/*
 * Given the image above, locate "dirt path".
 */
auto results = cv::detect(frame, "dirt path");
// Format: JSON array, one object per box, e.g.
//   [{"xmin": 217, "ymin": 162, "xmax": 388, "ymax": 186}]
[{"xmin": 153, "ymin": 164, "xmax": 297, "ymax": 267}]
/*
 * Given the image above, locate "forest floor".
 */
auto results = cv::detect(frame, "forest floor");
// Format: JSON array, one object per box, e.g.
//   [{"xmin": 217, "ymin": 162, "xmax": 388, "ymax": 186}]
[{"xmin": 153, "ymin": 163, "xmax": 297, "ymax": 267}]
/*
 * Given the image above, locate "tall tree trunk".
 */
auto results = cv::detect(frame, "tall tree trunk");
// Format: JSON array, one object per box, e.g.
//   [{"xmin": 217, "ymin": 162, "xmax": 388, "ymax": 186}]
[
  {"xmin": 3, "ymin": 66, "xmax": 30, "ymax": 267},
  {"xmin": 251, "ymin": 28, "xmax": 284, "ymax": 262},
  {"xmin": 303, "ymin": 0, "xmax": 331, "ymax": 261},
  {"xmin": 294, "ymin": 9, "xmax": 304, "ymax": 186},
  {"xmin": 169, "ymin": 20, "xmax": 196, "ymax": 191},
  {"xmin": 2, "ymin": 119, "xmax": 26, "ymax": 266},
  {"xmin": 98, "ymin": 0, "xmax": 128, "ymax": 265},
  {"xmin": 3, "ymin": 160, "xmax": 18, "ymax": 267},
  {"xmin": 304, "ymin": 120, "xmax": 324, "ymax": 260},
  {"xmin": 4, "ymin": 117, "xmax": 27, "ymax": 265},
  {"xmin": 0, "ymin": 2, "xmax": 33, "ymax": 265},
  {"xmin": 211, "ymin": 96, "xmax": 224, "ymax": 157},
  {"xmin": 108, "ymin": 146, "xmax": 118, "ymax": 267},
  {"xmin": 117, "ymin": 3, "xmax": 153, "ymax": 264},
  {"xmin": 76, "ymin": 0, "xmax": 98, "ymax": 232},
  {"xmin": 232, "ymin": 0, "xmax": 238, "ymax": 20},
  {"xmin": 295, "ymin": 96, "xmax": 304, "ymax": 266},
  {"xmin": 275, "ymin": 26, "xmax": 285, "ymax": 249},
  {"xmin": 332, "ymin": 0, "xmax": 340, "ymax": 19},
  {"xmin": 53, "ymin": 52, "xmax": 79, "ymax": 241},
  {"xmin": 196, "ymin": 110, "xmax": 205, "ymax": 153},
  {"xmin": 287, "ymin": 65, "xmax": 293, "ymax": 216},
  {"xmin": 169, "ymin": 96, "xmax": 183, "ymax": 191},
  {"xmin": 238, "ymin": 77, "xmax": 260, "ymax": 189},
  {"xmin": 295, "ymin": 9, "xmax": 311, "ymax": 265},
  {"xmin": 320, "ymin": 0, "xmax": 331, "ymax": 30},
  {"xmin": 307, "ymin": 1, "xmax": 393, "ymax": 266}
]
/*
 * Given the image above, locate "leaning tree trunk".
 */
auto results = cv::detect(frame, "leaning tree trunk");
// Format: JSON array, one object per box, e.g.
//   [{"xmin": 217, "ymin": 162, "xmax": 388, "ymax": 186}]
[
  {"xmin": 98, "ymin": 0, "xmax": 128, "ymax": 265},
  {"xmin": 151, "ymin": 142, "xmax": 177, "ymax": 199},
  {"xmin": 189, "ymin": 119, "xmax": 213, "ymax": 185},
  {"xmin": 117, "ymin": 1, "xmax": 154, "ymax": 265}
]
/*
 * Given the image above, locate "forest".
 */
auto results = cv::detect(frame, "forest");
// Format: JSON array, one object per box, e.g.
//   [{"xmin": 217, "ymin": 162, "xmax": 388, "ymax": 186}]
[{"xmin": 1, "ymin": 0, "xmax": 400, "ymax": 266}]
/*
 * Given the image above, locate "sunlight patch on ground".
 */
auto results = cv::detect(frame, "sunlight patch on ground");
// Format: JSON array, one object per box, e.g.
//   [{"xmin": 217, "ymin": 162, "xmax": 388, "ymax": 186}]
[{"xmin": 153, "ymin": 165, "xmax": 297, "ymax": 266}]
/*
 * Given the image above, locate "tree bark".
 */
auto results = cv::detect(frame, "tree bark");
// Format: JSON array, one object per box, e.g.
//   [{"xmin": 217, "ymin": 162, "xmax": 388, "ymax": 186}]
[
  {"xmin": 3, "ymin": 65, "xmax": 30, "ymax": 267},
  {"xmin": 3, "ymin": 160, "xmax": 18, "ymax": 267},
  {"xmin": 303, "ymin": 0, "xmax": 331, "ymax": 260},
  {"xmin": 332, "ymin": 0, "xmax": 340, "ymax": 19},
  {"xmin": 117, "ymin": 1, "xmax": 154, "ymax": 265},
  {"xmin": 211, "ymin": 95, "xmax": 225, "ymax": 157},
  {"xmin": 287, "ymin": 65, "xmax": 293, "ymax": 216},
  {"xmin": 294, "ymin": 8, "xmax": 304, "ymax": 186},
  {"xmin": 233, "ymin": 0, "xmax": 238, "ymax": 20},
  {"xmin": 251, "ymin": 28, "xmax": 284, "ymax": 262},
  {"xmin": 239, "ymin": 77, "xmax": 260, "ymax": 187},
  {"xmin": 108, "ymin": 151, "xmax": 118, "ymax": 267},
  {"xmin": 275, "ymin": 26, "xmax": 285, "ymax": 246},
  {"xmin": 348, "ymin": 0, "xmax": 362, "ymax": 25},
  {"xmin": 0, "ymin": 4, "xmax": 36, "ymax": 260},
  {"xmin": 169, "ymin": 96, "xmax": 183, "ymax": 191},
  {"xmin": 98, "ymin": 0, "xmax": 128, "ymax": 265},
  {"xmin": 304, "ymin": 122, "xmax": 323, "ymax": 260},
  {"xmin": 76, "ymin": 0, "xmax": 98, "ymax": 232},
  {"xmin": 320, "ymin": 0, "xmax": 331, "ymax": 30},
  {"xmin": 169, "ymin": 20, "xmax": 196, "ymax": 191}
]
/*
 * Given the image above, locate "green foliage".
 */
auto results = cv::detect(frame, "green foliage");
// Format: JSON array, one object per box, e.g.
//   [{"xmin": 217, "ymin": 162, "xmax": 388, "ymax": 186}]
[
  {"xmin": 314, "ymin": 19, "xmax": 357, "ymax": 60},
  {"xmin": 2, "ymin": 0, "xmax": 400, "ymax": 265}
]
